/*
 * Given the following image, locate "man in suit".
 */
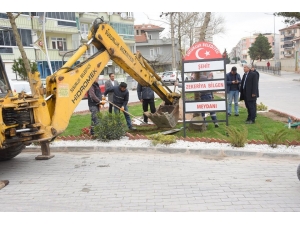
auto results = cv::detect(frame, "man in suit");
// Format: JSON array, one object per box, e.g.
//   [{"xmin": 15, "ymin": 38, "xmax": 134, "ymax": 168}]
[
  {"xmin": 105, "ymin": 73, "xmax": 119, "ymax": 113},
  {"xmin": 251, "ymin": 66, "xmax": 260, "ymax": 117},
  {"xmin": 240, "ymin": 64, "xmax": 258, "ymax": 124}
]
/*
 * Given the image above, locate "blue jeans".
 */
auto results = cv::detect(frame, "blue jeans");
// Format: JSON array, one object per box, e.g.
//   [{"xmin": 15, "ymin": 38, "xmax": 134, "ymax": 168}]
[
  {"xmin": 227, "ymin": 90, "xmax": 239, "ymax": 114},
  {"xmin": 114, "ymin": 105, "xmax": 132, "ymax": 128},
  {"xmin": 200, "ymin": 94, "xmax": 217, "ymax": 122}
]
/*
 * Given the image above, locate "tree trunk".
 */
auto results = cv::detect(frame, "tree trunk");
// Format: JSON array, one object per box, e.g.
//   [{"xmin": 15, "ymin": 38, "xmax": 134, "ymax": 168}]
[
  {"xmin": 193, "ymin": 12, "xmax": 211, "ymax": 117},
  {"xmin": 7, "ymin": 12, "xmax": 36, "ymax": 95},
  {"xmin": 7, "ymin": 13, "xmax": 31, "ymax": 75}
]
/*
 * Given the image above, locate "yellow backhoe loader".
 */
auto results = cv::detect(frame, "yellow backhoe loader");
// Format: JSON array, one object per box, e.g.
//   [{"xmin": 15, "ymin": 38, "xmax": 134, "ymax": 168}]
[{"xmin": 0, "ymin": 18, "xmax": 181, "ymax": 160}]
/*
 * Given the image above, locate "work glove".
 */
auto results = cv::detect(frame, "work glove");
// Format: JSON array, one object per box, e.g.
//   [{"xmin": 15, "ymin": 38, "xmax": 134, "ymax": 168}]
[{"xmin": 120, "ymin": 106, "xmax": 124, "ymax": 112}]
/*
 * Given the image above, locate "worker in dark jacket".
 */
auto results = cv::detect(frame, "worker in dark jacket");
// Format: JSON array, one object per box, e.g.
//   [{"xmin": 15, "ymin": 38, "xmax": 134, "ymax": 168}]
[
  {"xmin": 226, "ymin": 66, "xmax": 241, "ymax": 116},
  {"xmin": 88, "ymin": 76, "xmax": 103, "ymax": 135},
  {"xmin": 104, "ymin": 82, "xmax": 136, "ymax": 130},
  {"xmin": 240, "ymin": 64, "xmax": 258, "ymax": 124},
  {"xmin": 137, "ymin": 83, "xmax": 156, "ymax": 124}
]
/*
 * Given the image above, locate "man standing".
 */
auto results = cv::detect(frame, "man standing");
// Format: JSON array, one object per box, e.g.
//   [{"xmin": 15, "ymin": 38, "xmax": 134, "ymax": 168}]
[
  {"xmin": 251, "ymin": 66, "xmax": 260, "ymax": 117},
  {"xmin": 267, "ymin": 61, "xmax": 270, "ymax": 70},
  {"xmin": 226, "ymin": 66, "xmax": 241, "ymax": 116},
  {"xmin": 87, "ymin": 76, "xmax": 103, "ymax": 135},
  {"xmin": 137, "ymin": 83, "xmax": 156, "ymax": 124},
  {"xmin": 240, "ymin": 64, "xmax": 258, "ymax": 124},
  {"xmin": 103, "ymin": 82, "xmax": 136, "ymax": 130},
  {"xmin": 200, "ymin": 72, "xmax": 219, "ymax": 128},
  {"xmin": 105, "ymin": 73, "xmax": 119, "ymax": 113}
]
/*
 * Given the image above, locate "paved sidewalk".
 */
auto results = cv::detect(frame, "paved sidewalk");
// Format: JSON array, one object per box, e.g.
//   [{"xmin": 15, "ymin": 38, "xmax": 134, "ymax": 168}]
[{"xmin": 1, "ymin": 152, "xmax": 299, "ymax": 212}]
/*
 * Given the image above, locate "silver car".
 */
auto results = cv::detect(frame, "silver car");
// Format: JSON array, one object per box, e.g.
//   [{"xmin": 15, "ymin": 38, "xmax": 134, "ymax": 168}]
[{"xmin": 161, "ymin": 70, "xmax": 188, "ymax": 84}]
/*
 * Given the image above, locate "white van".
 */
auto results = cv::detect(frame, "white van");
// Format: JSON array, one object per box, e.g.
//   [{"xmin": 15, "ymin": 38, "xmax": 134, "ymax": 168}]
[{"xmin": 9, "ymin": 80, "xmax": 31, "ymax": 95}]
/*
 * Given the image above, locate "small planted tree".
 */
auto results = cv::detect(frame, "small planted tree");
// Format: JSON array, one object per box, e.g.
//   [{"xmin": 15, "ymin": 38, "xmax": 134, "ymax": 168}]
[
  {"xmin": 259, "ymin": 126, "xmax": 288, "ymax": 148},
  {"xmin": 94, "ymin": 112, "xmax": 126, "ymax": 142}
]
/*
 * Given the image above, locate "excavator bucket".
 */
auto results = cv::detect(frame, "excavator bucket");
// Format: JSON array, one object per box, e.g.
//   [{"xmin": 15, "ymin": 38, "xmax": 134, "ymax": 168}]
[{"xmin": 144, "ymin": 102, "xmax": 180, "ymax": 128}]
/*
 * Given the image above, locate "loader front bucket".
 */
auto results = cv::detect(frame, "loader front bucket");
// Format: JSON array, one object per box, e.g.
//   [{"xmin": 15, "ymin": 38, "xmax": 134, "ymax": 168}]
[{"xmin": 144, "ymin": 103, "xmax": 179, "ymax": 128}]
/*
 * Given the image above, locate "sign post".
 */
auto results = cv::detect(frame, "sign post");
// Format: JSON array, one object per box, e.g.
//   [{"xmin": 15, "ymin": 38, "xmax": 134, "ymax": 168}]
[{"xmin": 182, "ymin": 42, "xmax": 228, "ymax": 137}]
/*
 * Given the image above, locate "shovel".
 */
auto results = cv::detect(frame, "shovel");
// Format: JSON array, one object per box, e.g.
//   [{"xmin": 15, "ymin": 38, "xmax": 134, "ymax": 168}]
[{"xmin": 104, "ymin": 100, "xmax": 148, "ymax": 125}]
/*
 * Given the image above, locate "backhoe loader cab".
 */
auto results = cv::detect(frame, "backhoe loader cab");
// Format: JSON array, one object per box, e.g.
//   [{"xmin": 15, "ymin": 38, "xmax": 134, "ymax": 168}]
[{"xmin": 0, "ymin": 56, "xmax": 11, "ymax": 97}]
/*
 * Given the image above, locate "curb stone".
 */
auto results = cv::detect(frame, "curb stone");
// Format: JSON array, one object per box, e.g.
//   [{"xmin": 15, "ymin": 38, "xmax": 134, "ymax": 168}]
[{"xmin": 23, "ymin": 146, "xmax": 300, "ymax": 159}]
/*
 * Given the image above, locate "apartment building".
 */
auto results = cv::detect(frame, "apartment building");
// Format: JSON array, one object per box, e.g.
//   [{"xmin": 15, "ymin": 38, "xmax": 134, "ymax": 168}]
[
  {"xmin": 0, "ymin": 12, "xmax": 134, "ymax": 80},
  {"xmin": 231, "ymin": 33, "xmax": 280, "ymax": 63},
  {"xmin": 279, "ymin": 23, "xmax": 300, "ymax": 59},
  {"xmin": 134, "ymin": 23, "xmax": 180, "ymax": 72},
  {"xmin": 0, "ymin": 12, "xmax": 80, "ymax": 80}
]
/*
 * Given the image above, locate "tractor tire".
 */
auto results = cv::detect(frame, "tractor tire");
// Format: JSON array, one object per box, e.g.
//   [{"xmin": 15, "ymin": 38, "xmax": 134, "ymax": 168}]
[
  {"xmin": 297, "ymin": 164, "xmax": 300, "ymax": 181},
  {"xmin": 0, "ymin": 144, "xmax": 25, "ymax": 161}
]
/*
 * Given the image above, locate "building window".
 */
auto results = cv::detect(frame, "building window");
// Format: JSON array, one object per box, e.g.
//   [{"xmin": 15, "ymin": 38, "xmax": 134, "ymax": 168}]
[
  {"xmin": 57, "ymin": 21, "xmax": 77, "ymax": 27},
  {"xmin": 80, "ymin": 23, "xmax": 89, "ymax": 38},
  {"xmin": 150, "ymin": 49, "xmax": 154, "ymax": 57},
  {"xmin": 0, "ymin": 28, "xmax": 31, "ymax": 47},
  {"xmin": 148, "ymin": 34, "xmax": 152, "ymax": 40},
  {"xmin": 127, "ymin": 12, "xmax": 133, "ymax": 18},
  {"xmin": 38, "ymin": 12, "xmax": 76, "ymax": 21},
  {"xmin": 51, "ymin": 37, "xmax": 67, "ymax": 51},
  {"xmin": 0, "ymin": 47, "xmax": 13, "ymax": 53},
  {"xmin": 156, "ymin": 47, "xmax": 161, "ymax": 55},
  {"xmin": 110, "ymin": 22, "xmax": 134, "ymax": 40}
]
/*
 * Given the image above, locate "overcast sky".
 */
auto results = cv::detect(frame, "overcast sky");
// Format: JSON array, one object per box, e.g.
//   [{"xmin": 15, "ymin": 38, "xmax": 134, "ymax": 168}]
[{"xmin": 133, "ymin": 12, "xmax": 289, "ymax": 54}]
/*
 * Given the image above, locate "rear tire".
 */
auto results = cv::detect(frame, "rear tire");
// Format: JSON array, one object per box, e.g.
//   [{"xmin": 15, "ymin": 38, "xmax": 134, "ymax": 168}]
[
  {"xmin": 0, "ymin": 144, "xmax": 25, "ymax": 161},
  {"xmin": 297, "ymin": 164, "xmax": 300, "ymax": 181}
]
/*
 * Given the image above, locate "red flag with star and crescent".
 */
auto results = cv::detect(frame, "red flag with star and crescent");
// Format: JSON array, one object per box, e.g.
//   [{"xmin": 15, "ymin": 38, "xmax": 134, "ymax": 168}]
[{"xmin": 184, "ymin": 42, "xmax": 222, "ymax": 61}]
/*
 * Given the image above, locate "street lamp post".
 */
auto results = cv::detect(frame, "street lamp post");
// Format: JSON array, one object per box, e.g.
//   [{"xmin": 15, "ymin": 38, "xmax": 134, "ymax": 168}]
[{"xmin": 264, "ymin": 13, "xmax": 276, "ymax": 67}]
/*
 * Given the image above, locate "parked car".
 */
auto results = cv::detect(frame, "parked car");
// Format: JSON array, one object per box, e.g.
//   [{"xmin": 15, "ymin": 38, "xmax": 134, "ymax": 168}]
[
  {"xmin": 161, "ymin": 70, "xmax": 188, "ymax": 84},
  {"xmin": 191, "ymin": 72, "xmax": 214, "ymax": 80},
  {"xmin": 83, "ymin": 78, "xmax": 108, "ymax": 99},
  {"xmin": 240, "ymin": 60, "xmax": 247, "ymax": 66}
]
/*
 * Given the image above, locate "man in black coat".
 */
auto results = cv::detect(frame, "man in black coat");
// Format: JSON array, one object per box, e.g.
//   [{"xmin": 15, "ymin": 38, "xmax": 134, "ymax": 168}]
[
  {"xmin": 137, "ymin": 83, "xmax": 156, "ymax": 124},
  {"xmin": 240, "ymin": 64, "xmax": 258, "ymax": 124},
  {"xmin": 251, "ymin": 66, "xmax": 260, "ymax": 117}
]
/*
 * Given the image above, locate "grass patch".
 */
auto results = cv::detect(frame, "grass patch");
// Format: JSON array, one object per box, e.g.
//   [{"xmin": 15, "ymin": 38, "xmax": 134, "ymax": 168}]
[{"xmin": 60, "ymin": 98, "xmax": 300, "ymax": 142}]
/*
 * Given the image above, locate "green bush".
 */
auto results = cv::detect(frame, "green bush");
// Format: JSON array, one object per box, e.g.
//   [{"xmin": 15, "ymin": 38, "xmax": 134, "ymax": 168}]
[
  {"xmin": 217, "ymin": 125, "xmax": 248, "ymax": 147},
  {"xmin": 259, "ymin": 126, "xmax": 288, "ymax": 148},
  {"xmin": 257, "ymin": 102, "xmax": 268, "ymax": 111},
  {"xmin": 94, "ymin": 112, "xmax": 126, "ymax": 142},
  {"xmin": 147, "ymin": 133, "xmax": 176, "ymax": 146}
]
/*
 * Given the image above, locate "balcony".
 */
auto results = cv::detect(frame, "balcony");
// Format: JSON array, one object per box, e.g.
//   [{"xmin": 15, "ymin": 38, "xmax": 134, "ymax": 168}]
[
  {"xmin": 78, "ymin": 12, "xmax": 99, "ymax": 23},
  {"xmin": 283, "ymin": 44, "xmax": 294, "ymax": 49},
  {"xmin": 284, "ymin": 52, "xmax": 293, "ymax": 57},
  {"xmin": 284, "ymin": 33, "xmax": 295, "ymax": 38}
]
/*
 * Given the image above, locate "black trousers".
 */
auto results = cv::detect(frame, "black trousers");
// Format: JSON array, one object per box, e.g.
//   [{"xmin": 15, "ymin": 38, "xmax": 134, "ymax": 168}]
[
  {"xmin": 108, "ymin": 103, "xmax": 113, "ymax": 113},
  {"xmin": 244, "ymin": 97, "xmax": 256, "ymax": 122},
  {"xmin": 142, "ymin": 99, "xmax": 156, "ymax": 122}
]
